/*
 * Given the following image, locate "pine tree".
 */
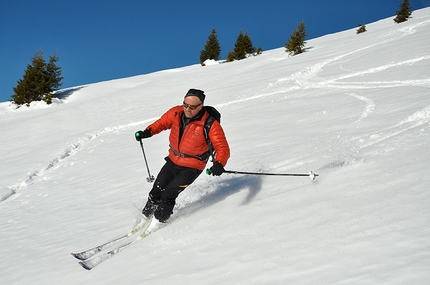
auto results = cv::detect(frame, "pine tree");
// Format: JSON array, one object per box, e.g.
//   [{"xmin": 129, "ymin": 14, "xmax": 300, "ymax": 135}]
[
  {"xmin": 46, "ymin": 52, "xmax": 63, "ymax": 93},
  {"xmin": 232, "ymin": 30, "xmax": 255, "ymax": 60},
  {"xmin": 12, "ymin": 51, "xmax": 63, "ymax": 106},
  {"xmin": 12, "ymin": 52, "xmax": 46, "ymax": 106},
  {"xmin": 200, "ymin": 28, "xmax": 221, "ymax": 65},
  {"xmin": 285, "ymin": 20, "xmax": 307, "ymax": 56},
  {"xmin": 226, "ymin": 51, "xmax": 235, "ymax": 62},
  {"xmin": 242, "ymin": 32, "xmax": 255, "ymax": 56},
  {"xmin": 394, "ymin": 0, "xmax": 412, "ymax": 23}
]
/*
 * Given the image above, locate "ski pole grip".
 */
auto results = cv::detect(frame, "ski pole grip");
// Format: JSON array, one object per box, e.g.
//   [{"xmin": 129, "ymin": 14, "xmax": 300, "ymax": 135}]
[{"xmin": 206, "ymin": 168, "xmax": 212, "ymax": 175}]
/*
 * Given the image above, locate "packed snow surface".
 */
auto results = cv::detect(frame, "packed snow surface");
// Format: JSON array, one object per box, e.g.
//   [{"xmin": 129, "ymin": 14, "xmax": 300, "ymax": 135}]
[{"xmin": 1, "ymin": 8, "xmax": 429, "ymax": 285}]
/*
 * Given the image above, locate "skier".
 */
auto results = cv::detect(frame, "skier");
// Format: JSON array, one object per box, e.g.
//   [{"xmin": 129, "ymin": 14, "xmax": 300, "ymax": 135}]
[{"xmin": 135, "ymin": 89, "xmax": 230, "ymax": 223}]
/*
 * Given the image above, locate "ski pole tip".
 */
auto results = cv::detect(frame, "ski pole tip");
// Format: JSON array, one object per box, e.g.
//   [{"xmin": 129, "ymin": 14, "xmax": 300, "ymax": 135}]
[{"xmin": 309, "ymin": 171, "xmax": 319, "ymax": 180}]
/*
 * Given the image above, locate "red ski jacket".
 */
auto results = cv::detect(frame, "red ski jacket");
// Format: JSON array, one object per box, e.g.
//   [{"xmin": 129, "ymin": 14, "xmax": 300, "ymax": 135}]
[{"xmin": 147, "ymin": 106, "xmax": 230, "ymax": 170}]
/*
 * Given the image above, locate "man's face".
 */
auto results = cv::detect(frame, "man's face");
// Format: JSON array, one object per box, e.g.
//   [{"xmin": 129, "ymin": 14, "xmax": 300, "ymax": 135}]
[{"xmin": 183, "ymin": 96, "xmax": 203, "ymax": 118}]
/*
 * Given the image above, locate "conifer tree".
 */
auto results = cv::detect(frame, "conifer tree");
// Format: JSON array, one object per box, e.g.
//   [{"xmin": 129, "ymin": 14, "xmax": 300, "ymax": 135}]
[
  {"xmin": 285, "ymin": 20, "xmax": 307, "ymax": 56},
  {"xmin": 232, "ymin": 30, "xmax": 255, "ymax": 60},
  {"xmin": 232, "ymin": 30, "xmax": 245, "ymax": 60},
  {"xmin": 46, "ymin": 52, "xmax": 63, "ymax": 94},
  {"xmin": 226, "ymin": 51, "xmax": 235, "ymax": 62},
  {"xmin": 394, "ymin": 0, "xmax": 412, "ymax": 23},
  {"xmin": 242, "ymin": 32, "xmax": 255, "ymax": 56},
  {"xmin": 12, "ymin": 51, "xmax": 63, "ymax": 106},
  {"xmin": 200, "ymin": 28, "xmax": 221, "ymax": 65}
]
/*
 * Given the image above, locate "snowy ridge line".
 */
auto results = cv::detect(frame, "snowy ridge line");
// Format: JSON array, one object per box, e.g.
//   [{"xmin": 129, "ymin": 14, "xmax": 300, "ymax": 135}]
[{"xmin": 1, "ymin": 118, "xmax": 157, "ymax": 203}]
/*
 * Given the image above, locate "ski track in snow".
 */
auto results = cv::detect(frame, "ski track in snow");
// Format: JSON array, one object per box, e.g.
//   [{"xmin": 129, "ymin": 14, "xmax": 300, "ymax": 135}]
[
  {"xmin": 347, "ymin": 93, "xmax": 376, "ymax": 123},
  {"xmin": 254, "ymin": 19, "xmax": 430, "ymax": 171},
  {"xmin": 2, "ymin": 18, "xmax": 429, "ymax": 203},
  {"xmin": 356, "ymin": 104, "xmax": 430, "ymax": 149},
  {"xmin": 1, "ymin": 119, "xmax": 157, "ymax": 203}
]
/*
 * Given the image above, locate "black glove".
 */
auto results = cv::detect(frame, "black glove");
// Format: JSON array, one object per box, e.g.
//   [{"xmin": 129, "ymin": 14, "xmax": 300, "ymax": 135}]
[
  {"xmin": 135, "ymin": 128, "xmax": 151, "ymax": 141},
  {"xmin": 210, "ymin": 162, "xmax": 225, "ymax": 176}
]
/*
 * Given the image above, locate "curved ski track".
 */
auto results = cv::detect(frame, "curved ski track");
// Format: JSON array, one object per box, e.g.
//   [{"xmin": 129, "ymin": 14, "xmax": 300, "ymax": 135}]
[
  {"xmin": 1, "ymin": 119, "xmax": 156, "ymax": 202},
  {"xmin": 243, "ymin": 18, "xmax": 430, "ymax": 172}
]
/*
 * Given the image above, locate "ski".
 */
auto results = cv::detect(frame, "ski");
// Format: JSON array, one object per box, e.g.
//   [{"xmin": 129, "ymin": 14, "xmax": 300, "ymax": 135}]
[
  {"xmin": 71, "ymin": 216, "xmax": 151, "ymax": 261},
  {"xmin": 78, "ymin": 217, "xmax": 167, "ymax": 270}
]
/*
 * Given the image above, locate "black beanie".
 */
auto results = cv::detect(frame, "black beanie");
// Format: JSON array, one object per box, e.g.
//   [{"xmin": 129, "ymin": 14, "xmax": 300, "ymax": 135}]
[{"xmin": 185, "ymin": 89, "xmax": 205, "ymax": 103}]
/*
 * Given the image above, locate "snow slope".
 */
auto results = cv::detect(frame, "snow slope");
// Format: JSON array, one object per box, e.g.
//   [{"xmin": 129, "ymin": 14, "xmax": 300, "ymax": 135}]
[{"xmin": 1, "ymin": 8, "xmax": 429, "ymax": 285}]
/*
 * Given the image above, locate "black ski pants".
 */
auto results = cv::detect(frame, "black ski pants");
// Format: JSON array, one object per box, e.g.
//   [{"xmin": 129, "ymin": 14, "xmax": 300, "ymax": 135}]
[{"xmin": 148, "ymin": 158, "xmax": 202, "ymax": 222}]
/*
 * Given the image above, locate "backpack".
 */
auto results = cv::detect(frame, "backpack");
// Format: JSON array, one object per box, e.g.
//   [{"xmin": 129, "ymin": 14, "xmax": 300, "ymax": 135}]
[{"xmin": 203, "ymin": 106, "xmax": 221, "ymax": 162}]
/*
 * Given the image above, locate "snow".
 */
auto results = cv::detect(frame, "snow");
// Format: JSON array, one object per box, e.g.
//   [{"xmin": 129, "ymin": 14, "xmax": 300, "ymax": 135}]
[
  {"xmin": 1, "ymin": 8, "xmax": 430, "ymax": 284},
  {"xmin": 203, "ymin": 59, "xmax": 220, "ymax": 66}
]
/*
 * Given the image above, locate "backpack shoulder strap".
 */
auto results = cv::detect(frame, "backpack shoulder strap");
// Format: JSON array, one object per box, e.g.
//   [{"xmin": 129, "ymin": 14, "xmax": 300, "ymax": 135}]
[
  {"xmin": 203, "ymin": 115, "xmax": 216, "ymax": 162},
  {"xmin": 203, "ymin": 106, "xmax": 221, "ymax": 162}
]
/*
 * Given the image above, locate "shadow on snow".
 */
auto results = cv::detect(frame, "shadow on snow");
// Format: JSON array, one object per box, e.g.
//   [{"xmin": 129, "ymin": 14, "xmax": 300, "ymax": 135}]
[
  {"xmin": 55, "ymin": 86, "xmax": 85, "ymax": 100},
  {"xmin": 176, "ymin": 175, "xmax": 263, "ymax": 219}
]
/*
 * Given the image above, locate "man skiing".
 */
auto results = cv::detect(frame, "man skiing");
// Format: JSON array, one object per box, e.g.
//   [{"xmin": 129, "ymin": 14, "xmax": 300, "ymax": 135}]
[{"xmin": 135, "ymin": 89, "xmax": 230, "ymax": 223}]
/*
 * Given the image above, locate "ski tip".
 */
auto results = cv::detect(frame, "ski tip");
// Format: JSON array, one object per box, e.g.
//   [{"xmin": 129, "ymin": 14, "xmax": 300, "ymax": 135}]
[
  {"xmin": 79, "ymin": 261, "xmax": 92, "ymax": 270},
  {"xmin": 71, "ymin": 253, "xmax": 85, "ymax": 261}
]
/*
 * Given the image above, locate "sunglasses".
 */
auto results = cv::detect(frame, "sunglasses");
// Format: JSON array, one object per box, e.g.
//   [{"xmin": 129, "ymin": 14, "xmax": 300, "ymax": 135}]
[{"xmin": 183, "ymin": 102, "xmax": 202, "ymax": 110}]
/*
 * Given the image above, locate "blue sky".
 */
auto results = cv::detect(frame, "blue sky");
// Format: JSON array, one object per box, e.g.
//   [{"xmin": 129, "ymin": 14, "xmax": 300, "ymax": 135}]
[{"xmin": 1, "ymin": 0, "xmax": 429, "ymax": 103}]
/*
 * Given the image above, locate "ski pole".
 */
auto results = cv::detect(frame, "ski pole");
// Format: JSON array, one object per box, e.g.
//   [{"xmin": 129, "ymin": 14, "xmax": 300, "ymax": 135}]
[
  {"xmin": 206, "ymin": 169, "xmax": 319, "ymax": 180},
  {"xmin": 139, "ymin": 140, "xmax": 155, "ymax": 183}
]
